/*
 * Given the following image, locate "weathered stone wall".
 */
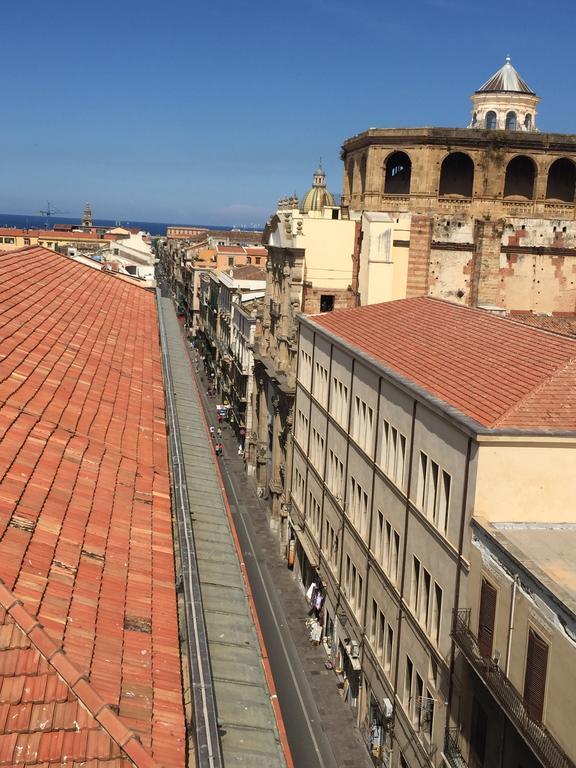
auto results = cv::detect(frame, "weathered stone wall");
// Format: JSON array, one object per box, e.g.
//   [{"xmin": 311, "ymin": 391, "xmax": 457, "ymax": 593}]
[{"xmin": 422, "ymin": 215, "xmax": 576, "ymax": 313}]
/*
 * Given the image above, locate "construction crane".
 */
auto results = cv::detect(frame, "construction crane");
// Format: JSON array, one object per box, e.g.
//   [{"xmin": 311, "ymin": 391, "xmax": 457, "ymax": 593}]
[{"xmin": 38, "ymin": 202, "xmax": 66, "ymax": 229}]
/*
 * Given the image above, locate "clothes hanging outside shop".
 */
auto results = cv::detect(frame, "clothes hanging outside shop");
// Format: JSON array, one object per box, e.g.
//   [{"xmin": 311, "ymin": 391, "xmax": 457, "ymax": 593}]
[
  {"xmin": 305, "ymin": 617, "xmax": 322, "ymax": 645},
  {"xmin": 305, "ymin": 582, "xmax": 325, "ymax": 623}
]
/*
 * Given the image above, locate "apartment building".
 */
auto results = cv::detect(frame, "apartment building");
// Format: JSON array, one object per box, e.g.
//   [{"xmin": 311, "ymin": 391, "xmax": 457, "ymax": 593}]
[{"xmin": 290, "ymin": 297, "xmax": 576, "ymax": 768}]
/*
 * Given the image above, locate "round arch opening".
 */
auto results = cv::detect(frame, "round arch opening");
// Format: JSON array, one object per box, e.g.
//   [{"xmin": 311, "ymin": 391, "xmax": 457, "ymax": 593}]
[
  {"xmin": 504, "ymin": 156, "xmax": 536, "ymax": 199},
  {"xmin": 439, "ymin": 152, "xmax": 474, "ymax": 198},
  {"xmin": 546, "ymin": 158, "xmax": 576, "ymax": 203},
  {"xmin": 384, "ymin": 151, "xmax": 412, "ymax": 195}
]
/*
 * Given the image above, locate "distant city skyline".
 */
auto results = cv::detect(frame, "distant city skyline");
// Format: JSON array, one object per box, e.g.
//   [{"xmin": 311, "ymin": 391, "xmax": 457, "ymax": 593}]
[{"xmin": 2, "ymin": 0, "xmax": 575, "ymax": 224}]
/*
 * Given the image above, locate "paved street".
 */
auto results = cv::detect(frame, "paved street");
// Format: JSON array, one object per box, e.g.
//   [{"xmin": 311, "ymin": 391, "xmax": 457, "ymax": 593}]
[{"xmin": 158, "ymin": 282, "xmax": 374, "ymax": 768}]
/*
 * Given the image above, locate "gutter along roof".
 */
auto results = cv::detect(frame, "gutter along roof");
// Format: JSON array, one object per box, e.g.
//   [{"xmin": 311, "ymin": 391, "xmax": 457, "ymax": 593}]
[
  {"xmin": 305, "ymin": 297, "xmax": 576, "ymax": 431},
  {"xmin": 0, "ymin": 247, "xmax": 185, "ymax": 766}
]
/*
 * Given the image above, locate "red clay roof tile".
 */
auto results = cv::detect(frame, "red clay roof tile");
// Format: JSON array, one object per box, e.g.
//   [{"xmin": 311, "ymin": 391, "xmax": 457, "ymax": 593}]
[
  {"xmin": 308, "ymin": 297, "xmax": 576, "ymax": 430},
  {"xmin": 0, "ymin": 247, "xmax": 184, "ymax": 766}
]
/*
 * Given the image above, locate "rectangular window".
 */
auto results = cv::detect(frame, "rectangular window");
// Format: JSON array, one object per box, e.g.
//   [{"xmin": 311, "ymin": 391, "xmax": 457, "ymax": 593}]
[
  {"xmin": 478, "ymin": 578, "xmax": 497, "ymax": 659},
  {"xmin": 410, "ymin": 557, "xmax": 421, "ymax": 611},
  {"xmin": 376, "ymin": 511, "xmax": 384, "ymax": 564},
  {"xmin": 370, "ymin": 600, "xmax": 377, "ymax": 646},
  {"xmin": 438, "ymin": 470, "xmax": 451, "ymax": 534},
  {"xmin": 420, "ymin": 568, "xmax": 431, "ymax": 627},
  {"xmin": 404, "ymin": 656, "xmax": 413, "ymax": 709},
  {"xmin": 423, "ymin": 688, "xmax": 434, "ymax": 739},
  {"xmin": 415, "ymin": 673, "xmax": 424, "ymax": 727},
  {"xmin": 330, "ymin": 377, "xmax": 349, "ymax": 427},
  {"xmin": 352, "ymin": 395, "xmax": 374, "ymax": 453},
  {"xmin": 432, "ymin": 583, "xmax": 443, "ymax": 646},
  {"xmin": 377, "ymin": 610, "xmax": 385, "ymax": 660},
  {"xmin": 425, "ymin": 460, "xmax": 439, "ymax": 521},
  {"xmin": 356, "ymin": 574, "xmax": 363, "ymax": 621},
  {"xmin": 524, "ymin": 629, "xmax": 549, "ymax": 723},
  {"xmin": 299, "ymin": 349, "xmax": 312, "ymax": 390},
  {"xmin": 391, "ymin": 530, "xmax": 400, "ymax": 586},
  {"xmin": 417, "ymin": 451, "xmax": 451, "ymax": 536},
  {"xmin": 385, "ymin": 624, "xmax": 394, "ymax": 674},
  {"xmin": 418, "ymin": 452, "xmax": 428, "ymax": 510},
  {"xmin": 313, "ymin": 361, "xmax": 329, "ymax": 404},
  {"xmin": 395, "ymin": 434, "xmax": 406, "ymax": 488}
]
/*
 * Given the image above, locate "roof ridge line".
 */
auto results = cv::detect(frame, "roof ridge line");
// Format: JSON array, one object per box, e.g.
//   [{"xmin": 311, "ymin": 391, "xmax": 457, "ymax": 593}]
[
  {"xmin": 491, "ymin": 354, "xmax": 576, "ymax": 427},
  {"xmin": 0, "ymin": 578, "xmax": 160, "ymax": 768},
  {"xmin": 3, "ymin": 246, "xmax": 151, "ymax": 290}
]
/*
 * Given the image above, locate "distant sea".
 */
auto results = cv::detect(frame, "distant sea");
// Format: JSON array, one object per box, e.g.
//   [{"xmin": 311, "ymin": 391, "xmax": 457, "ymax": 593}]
[{"xmin": 0, "ymin": 213, "xmax": 262, "ymax": 237}]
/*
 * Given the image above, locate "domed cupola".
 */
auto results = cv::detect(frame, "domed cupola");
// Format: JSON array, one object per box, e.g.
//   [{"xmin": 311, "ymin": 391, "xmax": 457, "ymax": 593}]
[
  {"xmin": 468, "ymin": 56, "xmax": 540, "ymax": 132},
  {"xmin": 300, "ymin": 163, "xmax": 336, "ymax": 213}
]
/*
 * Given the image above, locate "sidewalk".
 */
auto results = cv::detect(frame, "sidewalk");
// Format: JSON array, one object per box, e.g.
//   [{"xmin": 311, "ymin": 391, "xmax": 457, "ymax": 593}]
[{"xmin": 196, "ymin": 381, "xmax": 374, "ymax": 768}]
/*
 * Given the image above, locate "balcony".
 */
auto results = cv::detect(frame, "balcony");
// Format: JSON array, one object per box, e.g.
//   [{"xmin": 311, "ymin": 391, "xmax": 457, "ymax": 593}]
[
  {"xmin": 443, "ymin": 727, "xmax": 469, "ymax": 768},
  {"xmin": 453, "ymin": 610, "xmax": 573, "ymax": 768}
]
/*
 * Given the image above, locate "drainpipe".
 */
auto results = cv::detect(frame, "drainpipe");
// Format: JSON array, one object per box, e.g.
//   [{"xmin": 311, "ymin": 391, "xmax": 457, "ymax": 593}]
[{"xmin": 505, "ymin": 576, "xmax": 518, "ymax": 678}]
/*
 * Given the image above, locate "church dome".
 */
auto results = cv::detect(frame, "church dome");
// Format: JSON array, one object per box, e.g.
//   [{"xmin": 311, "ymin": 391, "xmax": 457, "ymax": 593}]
[{"xmin": 300, "ymin": 164, "xmax": 336, "ymax": 212}]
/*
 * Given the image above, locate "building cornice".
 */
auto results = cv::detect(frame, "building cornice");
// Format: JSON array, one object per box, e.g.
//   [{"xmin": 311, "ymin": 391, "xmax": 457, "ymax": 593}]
[{"xmin": 341, "ymin": 126, "xmax": 576, "ymax": 158}]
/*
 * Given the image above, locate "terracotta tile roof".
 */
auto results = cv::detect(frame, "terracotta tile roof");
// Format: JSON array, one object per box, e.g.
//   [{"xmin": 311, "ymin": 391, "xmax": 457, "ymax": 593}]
[
  {"xmin": 227, "ymin": 265, "xmax": 267, "ymax": 281},
  {"xmin": 0, "ymin": 247, "xmax": 185, "ymax": 766},
  {"xmin": 308, "ymin": 297, "xmax": 576, "ymax": 430},
  {"xmin": 215, "ymin": 245, "xmax": 244, "ymax": 254},
  {"xmin": 507, "ymin": 313, "xmax": 576, "ymax": 337}
]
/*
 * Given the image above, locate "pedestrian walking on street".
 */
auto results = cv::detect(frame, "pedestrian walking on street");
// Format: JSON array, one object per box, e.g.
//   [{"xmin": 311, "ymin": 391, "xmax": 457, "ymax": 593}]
[
  {"xmin": 216, "ymin": 442, "xmax": 223, "ymax": 457},
  {"xmin": 209, "ymin": 425, "xmax": 215, "ymax": 439},
  {"xmin": 217, "ymin": 427, "xmax": 222, "ymax": 439}
]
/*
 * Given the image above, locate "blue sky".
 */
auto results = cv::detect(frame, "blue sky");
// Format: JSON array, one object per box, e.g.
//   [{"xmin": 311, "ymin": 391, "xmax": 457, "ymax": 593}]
[{"xmin": 1, "ymin": 0, "xmax": 574, "ymax": 226}]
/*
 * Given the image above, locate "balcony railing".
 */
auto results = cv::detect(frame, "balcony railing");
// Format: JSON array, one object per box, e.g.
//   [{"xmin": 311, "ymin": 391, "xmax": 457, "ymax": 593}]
[
  {"xmin": 444, "ymin": 727, "xmax": 469, "ymax": 768},
  {"xmin": 453, "ymin": 610, "xmax": 574, "ymax": 768}
]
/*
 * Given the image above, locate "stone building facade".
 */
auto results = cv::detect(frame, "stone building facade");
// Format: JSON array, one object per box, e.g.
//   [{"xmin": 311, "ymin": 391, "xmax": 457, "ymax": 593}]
[
  {"xmin": 341, "ymin": 60, "xmax": 576, "ymax": 313},
  {"xmin": 248, "ymin": 170, "xmax": 359, "ymax": 525},
  {"xmin": 290, "ymin": 297, "xmax": 576, "ymax": 768}
]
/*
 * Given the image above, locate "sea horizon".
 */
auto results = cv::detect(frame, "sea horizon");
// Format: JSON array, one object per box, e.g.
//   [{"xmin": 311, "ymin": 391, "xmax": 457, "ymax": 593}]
[{"xmin": 0, "ymin": 212, "xmax": 263, "ymax": 237}]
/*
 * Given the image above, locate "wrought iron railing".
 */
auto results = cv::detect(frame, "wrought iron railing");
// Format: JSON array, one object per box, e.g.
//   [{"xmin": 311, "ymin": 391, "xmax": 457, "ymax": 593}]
[
  {"xmin": 453, "ymin": 610, "xmax": 574, "ymax": 768},
  {"xmin": 444, "ymin": 727, "xmax": 468, "ymax": 768}
]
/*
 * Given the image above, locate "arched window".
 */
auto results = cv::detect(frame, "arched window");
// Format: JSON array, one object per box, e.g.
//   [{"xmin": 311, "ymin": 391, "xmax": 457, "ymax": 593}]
[
  {"xmin": 505, "ymin": 112, "xmax": 518, "ymax": 131},
  {"xmin": 384, "ymin": 151, "xmax": 412, "ymax": 195},
  {"xmin": 485, "ymin": 111, "xmax": 497, "ymax": 130},
  {"xmin": 524, "ymin": 113, "xmax": 532, "ymax": 130},
  {"xmin": 472, "ymin": 112, "xmax": 478, "ymax": 127},
  {"xmin": 347, "ymin": 159, "xmax": 355, "ymax": 198},
  {"xmin": 439, "ymin": 152, "xmax": 474, "ymax": 197},
  {"xmin": 360, "ymin": 155, "xmax": 367, "ymax": 194},
  {"xmin": 546, "ymin": 158, "xmax": 576, "ymax": 203},
  {"xmin": 504, "ymin": 156, "xmax": 536, "ymax": 199}
]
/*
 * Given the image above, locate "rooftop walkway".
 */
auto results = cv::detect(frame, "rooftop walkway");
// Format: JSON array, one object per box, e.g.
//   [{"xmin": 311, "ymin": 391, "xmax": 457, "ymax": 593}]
[{"xmin": 157, "ymin": 291, "xmax": 287, "ymax": 768}]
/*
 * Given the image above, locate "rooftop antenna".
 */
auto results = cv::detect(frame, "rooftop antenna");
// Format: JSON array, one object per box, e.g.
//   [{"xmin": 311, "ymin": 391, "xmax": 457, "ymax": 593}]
[{"xmin": 38, "ymin": 202, "xmax": 66, "ymax": 230}]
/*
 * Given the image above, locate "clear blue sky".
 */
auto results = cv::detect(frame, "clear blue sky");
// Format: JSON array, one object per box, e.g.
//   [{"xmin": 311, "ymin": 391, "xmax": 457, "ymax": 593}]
[{"xmin": 1, "ymin": 0, "xmax": 574, "ymax": 226}]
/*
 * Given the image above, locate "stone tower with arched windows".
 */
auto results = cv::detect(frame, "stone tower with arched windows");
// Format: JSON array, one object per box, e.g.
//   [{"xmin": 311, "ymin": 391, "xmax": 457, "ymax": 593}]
[
  {"xmin": 340, "ymin": 59, "xmax": 576, "ymax": 315},
  {"xmin": 468, "ymin": 56, "xmax": 540, "ymax": 132}
]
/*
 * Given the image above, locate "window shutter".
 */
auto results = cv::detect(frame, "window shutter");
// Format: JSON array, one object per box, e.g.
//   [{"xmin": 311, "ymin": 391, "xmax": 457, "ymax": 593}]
[
  {"xmin": 524, "ymin": 629, "xmax": 548, "ymax": 722},
  {"xmin": 477, "ymin": 579, "xmax": 497, "ymax": 659}
]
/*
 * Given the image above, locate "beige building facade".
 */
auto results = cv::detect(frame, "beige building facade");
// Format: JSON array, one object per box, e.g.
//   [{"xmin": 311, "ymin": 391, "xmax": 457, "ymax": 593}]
[
  {"xmin": 248, "ymin": 168, "xmax": 359, "ymax": 523},
  {"xmin": 289, "ymin": 297, "xmax": 576, "ymax": 768}
]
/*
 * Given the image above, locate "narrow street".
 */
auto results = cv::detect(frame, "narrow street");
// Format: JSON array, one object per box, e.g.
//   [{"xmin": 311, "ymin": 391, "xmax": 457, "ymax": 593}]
[{"xmin": 158, "ymin": 275, "xmax": 373, "ymax": 768}]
